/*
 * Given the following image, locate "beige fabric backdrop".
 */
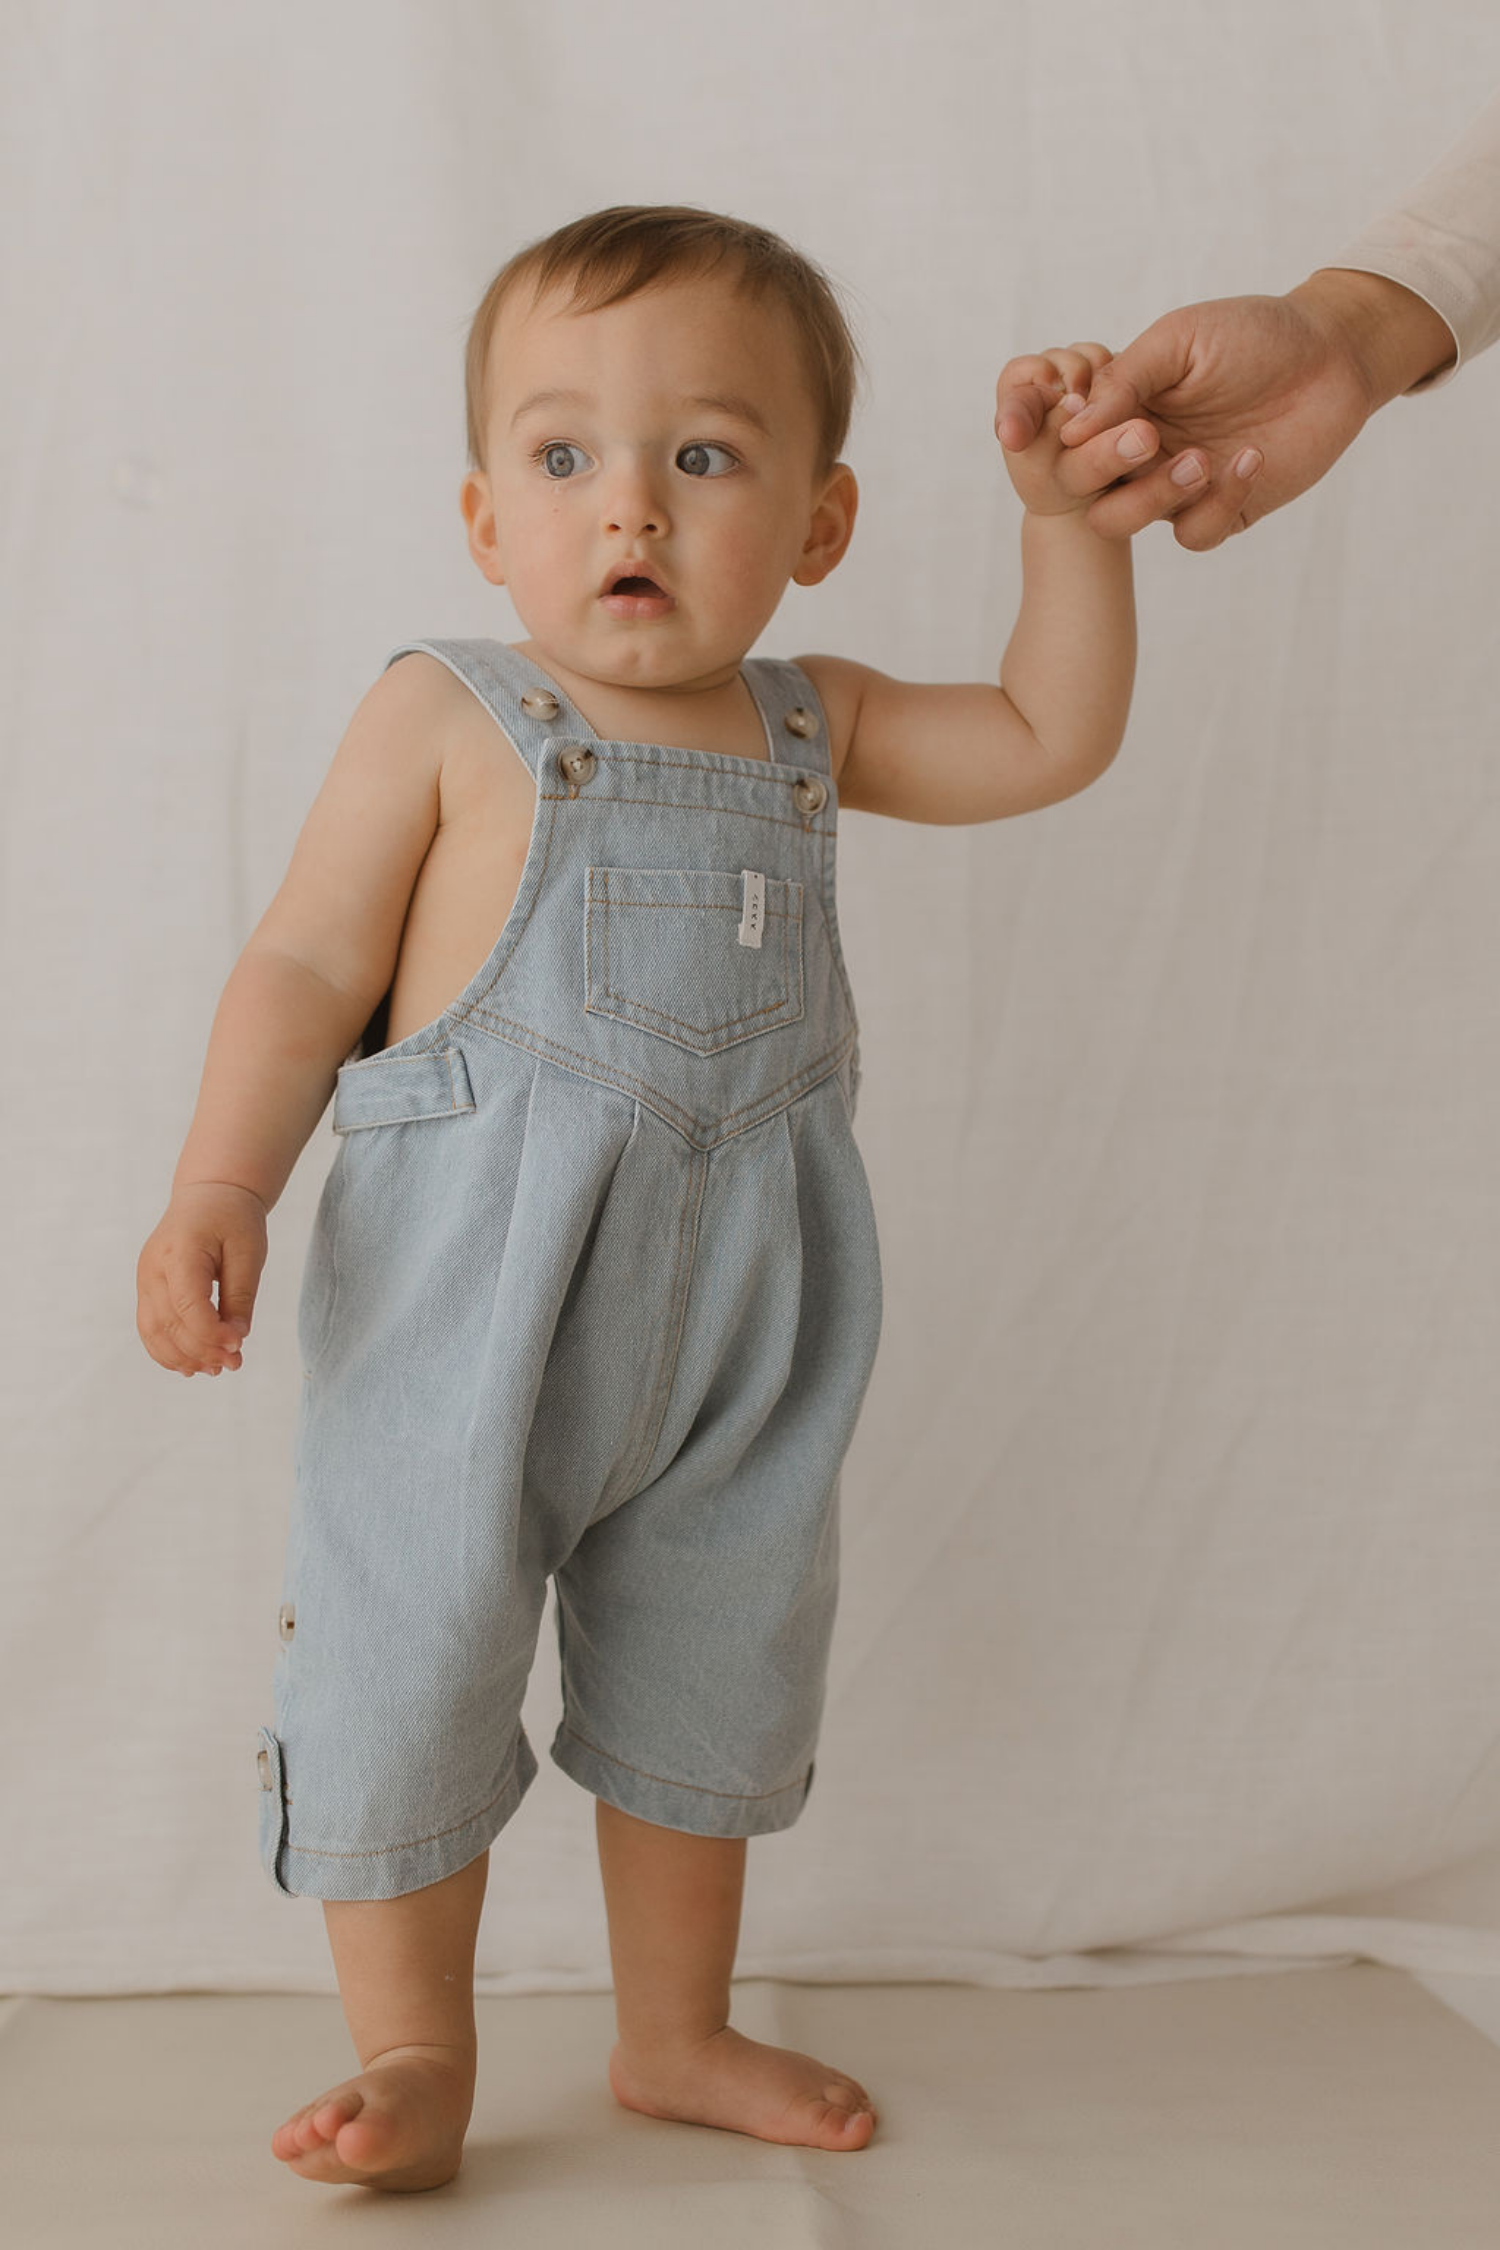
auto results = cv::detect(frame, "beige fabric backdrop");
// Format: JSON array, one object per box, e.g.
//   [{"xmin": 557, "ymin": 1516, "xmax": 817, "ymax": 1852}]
[{"xmin": 5, "ymin": 0, "xmax": 1500, "ymax": 1996}]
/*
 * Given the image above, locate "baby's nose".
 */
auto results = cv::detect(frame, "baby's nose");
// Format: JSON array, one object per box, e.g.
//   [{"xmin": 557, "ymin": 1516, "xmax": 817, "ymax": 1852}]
[
  {"xmin": 601, "ymin": 463, "xmax": 668, "ymax": 538},
  {"xmin": 604, "ymin": 501, "xmax": 664, "ymax": 536}
]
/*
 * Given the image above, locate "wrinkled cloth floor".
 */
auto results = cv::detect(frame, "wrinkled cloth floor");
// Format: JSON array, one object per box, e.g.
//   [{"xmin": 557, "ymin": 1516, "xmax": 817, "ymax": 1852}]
[{"xmin": 3, "ymin": 1969, "xmax": 1500, "ymax": 2247}]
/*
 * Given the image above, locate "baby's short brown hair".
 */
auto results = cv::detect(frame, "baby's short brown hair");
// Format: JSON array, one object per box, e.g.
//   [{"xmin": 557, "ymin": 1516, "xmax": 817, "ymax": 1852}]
[{"xmin": 464, "ymin": 205, "xmax": 862, "ymax": 480}]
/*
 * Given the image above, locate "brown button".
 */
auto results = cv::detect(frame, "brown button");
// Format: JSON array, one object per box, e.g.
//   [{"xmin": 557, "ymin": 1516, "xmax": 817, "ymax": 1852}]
[
  {"xmin": 278, "ymin": 1603, "xmax": 296, "ymax": 1642},
  {"xmin": 521, "ymin": 689, "xmax": 561, "ymax": 720},
  {"xmin": 792, "ymin": 775, "xmax": 827, "ymax": 816},
  {"xmin": 784, "ymin": 707, "xmax": 818, "ymax": 739},
  {"xmin": 257, "ymin": 1746, "xmax": 273, "ymax": 1790},
  {"xmin": 558, "ymin": 745, "xmax": 598, "ymax": 795}
]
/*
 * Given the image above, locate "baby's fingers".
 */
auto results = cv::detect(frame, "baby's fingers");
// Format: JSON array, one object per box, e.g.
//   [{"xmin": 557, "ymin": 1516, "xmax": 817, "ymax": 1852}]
[
  {"xmin": 138, "ymin": 1239, "xmax": 235, "ymax": 1376},
  {"xmin": 215, "ymin": 1234, "xmax": 259, "ymax": 1353},
  {"xmin": 166, "ymin": 1253, "xmax": 233, "ymax": 1374},
  {"xmin": 995, "ymin": 361, "xmax": 1066, "ymax": 451},
  {"xmin": 995, "ymin": 345, "xmax": 1113, "ymax": 452}
]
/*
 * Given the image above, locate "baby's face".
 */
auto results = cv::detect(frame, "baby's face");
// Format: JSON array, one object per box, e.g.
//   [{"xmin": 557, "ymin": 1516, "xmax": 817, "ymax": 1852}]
[{"xmin": 462, "ymin": 269, "xmax": 850, "ymax": 696}]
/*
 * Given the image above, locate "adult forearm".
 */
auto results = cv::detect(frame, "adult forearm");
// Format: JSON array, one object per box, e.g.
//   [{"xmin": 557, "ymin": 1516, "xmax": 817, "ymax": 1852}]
[
  {"xmin": 1291, "ymin": 268, "xmax": 1458, "ymax": 410},
  {"xmin": 171, "ymin": 947, "xmax": 374, "ymax": 1212},
  {"xmin": 999, "ymin": 512, "xmax": 1137, "ymax": 784}
]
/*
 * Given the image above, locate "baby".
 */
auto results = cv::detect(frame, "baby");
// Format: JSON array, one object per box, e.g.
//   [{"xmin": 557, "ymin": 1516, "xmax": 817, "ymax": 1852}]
[{"xmin": 136, "ymin": 204, "xmax": 1154, "ymax": 2191}]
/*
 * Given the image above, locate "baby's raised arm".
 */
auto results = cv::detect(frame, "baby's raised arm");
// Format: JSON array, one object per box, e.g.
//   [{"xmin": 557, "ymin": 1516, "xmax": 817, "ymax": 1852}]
[
  {"xmin": 135, "ymin": 655, "xmax": 453, "ymax": 1377},
  {"xmin": 804, "ymin": 344, "xmax": 1144, "ymax": 827}
]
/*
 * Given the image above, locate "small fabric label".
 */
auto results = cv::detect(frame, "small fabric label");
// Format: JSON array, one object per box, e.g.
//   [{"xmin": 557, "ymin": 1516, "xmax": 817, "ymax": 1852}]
[{"xmin": 738, "ymin": 869, "xmax": 766, "ymax": 948}]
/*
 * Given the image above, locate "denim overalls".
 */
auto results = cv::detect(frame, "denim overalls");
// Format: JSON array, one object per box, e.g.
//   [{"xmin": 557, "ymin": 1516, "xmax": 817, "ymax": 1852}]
[{"xmin": 256, "ymin": 639, "xmax": 883, "ymax": 1899}]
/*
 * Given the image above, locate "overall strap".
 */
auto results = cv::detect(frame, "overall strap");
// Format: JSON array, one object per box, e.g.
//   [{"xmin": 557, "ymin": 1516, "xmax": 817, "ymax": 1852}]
[
  {"xmin": 385, "ymin": 640, "xmax": 833, "ymax": 780},
  {"xmin": 382, "ymin": 639, "xmax": 600, "ymax": 778},
  {"xmin": 741, "ymin": 657, "xmax": 832, "ymax": 777}
]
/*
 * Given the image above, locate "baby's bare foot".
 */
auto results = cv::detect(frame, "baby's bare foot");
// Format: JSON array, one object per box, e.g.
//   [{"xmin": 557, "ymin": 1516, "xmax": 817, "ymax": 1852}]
[
  {"xmin": 269, "ymin": 2042, "xmax": 474, "ymax": 2190},
  {"xmin": 609, "ymin": 2025, "xmax": 878, "ymax": 2151}
]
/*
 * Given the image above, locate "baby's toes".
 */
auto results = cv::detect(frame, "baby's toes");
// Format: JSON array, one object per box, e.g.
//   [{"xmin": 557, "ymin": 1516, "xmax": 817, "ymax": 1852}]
[
  {"xmin": 271, "ymin": 2104, "xmax": 328, "ymax": 2160},
  {"xmin": 271, "ymin": 2088, "xmax": 362, "ymax": 2159},
  {"xmin": 270, "ymin": 2113, "xmax": 308, "ymax": 2160},
  {"xmin": 327, "ymin": 2101, "xmax": 398, "ymax": 2170},
  {"xmin": 311, "ymin": 2090, "xmax": 366, "ymax": 2141},
  {"xmin": 294, "ymin": 2110, "xmax": 339, "ymax": 2152},
  {"xmin": 810, "ymin": 2094, "xmax": 875, "ymax": 2149}
]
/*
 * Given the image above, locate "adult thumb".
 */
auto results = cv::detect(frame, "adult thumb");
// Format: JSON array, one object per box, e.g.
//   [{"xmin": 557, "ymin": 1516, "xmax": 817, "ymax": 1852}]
[{"xmin": 1058, "ymin": 315, "xmax": 1195, "ymax": 444}]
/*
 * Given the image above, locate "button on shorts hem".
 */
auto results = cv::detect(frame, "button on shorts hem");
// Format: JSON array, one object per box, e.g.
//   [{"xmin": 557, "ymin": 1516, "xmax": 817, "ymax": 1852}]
[
  {"xmin": 269, "ymin": 1730, "xmax": 539, "ymax": 1901},
  {"xmin": 551, "ymin": 1721, "xmax": 814, "ymax": 1839}
]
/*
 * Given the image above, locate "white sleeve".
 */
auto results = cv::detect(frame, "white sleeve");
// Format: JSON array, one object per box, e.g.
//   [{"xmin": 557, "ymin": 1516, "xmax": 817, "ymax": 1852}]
[{"xmin": 1326, "ymin": 83, "xmax": 1500, "ymax": 393}]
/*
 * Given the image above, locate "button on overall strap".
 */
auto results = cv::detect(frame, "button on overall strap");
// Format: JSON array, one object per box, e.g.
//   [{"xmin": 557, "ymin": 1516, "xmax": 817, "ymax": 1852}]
[
  {"xmin": 741, "ymin": 658, "xmax": 832, "ymax": 777},
  {"xmin": 382, "ymin": 639, "xmax": 596, "ymax": 778}
]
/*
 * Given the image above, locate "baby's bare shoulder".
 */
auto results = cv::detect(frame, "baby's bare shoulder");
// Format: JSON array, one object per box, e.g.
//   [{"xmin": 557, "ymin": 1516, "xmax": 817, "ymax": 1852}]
[
  {"xmin": 365, "ymin": 646, "xmax": 478, "ymax": 740},
  {"xmin": 309, "ymin": 650, "xmax": 464, "ymax": 850},
  {"xmin": 248, "ymin": 653, "xmax": 475, "ymax": 1008}
]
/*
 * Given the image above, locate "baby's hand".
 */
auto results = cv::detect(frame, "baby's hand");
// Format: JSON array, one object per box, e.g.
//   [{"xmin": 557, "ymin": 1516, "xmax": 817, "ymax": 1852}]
[
  {"xmin": 136, "ymin": 1183, "xmax": 267, "ymax": 1377},
  {"xmin": 995, "ymin": 344, "xmax": 1161, "ymax": 518}
]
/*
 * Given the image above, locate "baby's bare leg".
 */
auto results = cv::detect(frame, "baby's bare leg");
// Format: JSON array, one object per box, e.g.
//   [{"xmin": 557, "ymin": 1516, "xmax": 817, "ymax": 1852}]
[
  {"xmin": 269, "ymin": 1850, "xmax": 488, "ymax": 2191},
  {"xmin": 596, "ymin": 1800, "xmax": 877, "ymax": 2150}
]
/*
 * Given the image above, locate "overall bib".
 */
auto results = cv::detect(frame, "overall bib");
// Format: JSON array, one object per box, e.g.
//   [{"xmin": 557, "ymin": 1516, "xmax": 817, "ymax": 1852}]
[{"xmin": 257, "ymin": 639, "xmax": 883, "ymax": 1899}]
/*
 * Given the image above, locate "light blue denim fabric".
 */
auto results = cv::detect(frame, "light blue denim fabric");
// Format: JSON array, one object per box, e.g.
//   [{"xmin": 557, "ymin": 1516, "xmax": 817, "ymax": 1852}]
[{"xmin": 256, "ymin": 639, "xmax": 883, "ymax": 1899}]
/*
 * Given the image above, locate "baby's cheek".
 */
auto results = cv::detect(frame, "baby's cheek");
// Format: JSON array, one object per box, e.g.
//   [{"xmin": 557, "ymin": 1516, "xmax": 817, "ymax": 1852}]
[{"xmin": 743, "ymin": 555, "xmax": 797, "ymax": 634}]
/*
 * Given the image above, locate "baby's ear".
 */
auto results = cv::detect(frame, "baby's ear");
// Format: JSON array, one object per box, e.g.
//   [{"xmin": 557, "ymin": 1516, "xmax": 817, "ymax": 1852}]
[
  {"xmin": 460, "ymin": 472, "xmax": 506, "ymax": 586},
  {"xmin": 793, "ymin": 463, "xmax": 858, "ymax": 586}
]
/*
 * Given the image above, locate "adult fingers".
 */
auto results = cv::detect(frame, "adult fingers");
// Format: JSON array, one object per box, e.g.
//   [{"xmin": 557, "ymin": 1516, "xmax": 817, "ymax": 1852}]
[
  {"xmin": 1055, "ymin": 313, "xmax": 1197, "ymax": 446},
  {"xmin": 1053, "ymin": 416, "xmax": 1165, "ymax": 495},
  {"xmin": 1164, "ymin": 446, "xmax": 1265, "ymax": 550},
  {"xmin": 1081, "ymin": 446, "xmax": 1261, "ymax": 544}
]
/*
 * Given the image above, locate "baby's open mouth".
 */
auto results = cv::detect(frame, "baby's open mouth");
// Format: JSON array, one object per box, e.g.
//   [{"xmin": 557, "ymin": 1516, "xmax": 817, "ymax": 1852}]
[{"xmin": 601, "ymin": 565, "xmax": 675, "ymax": 612}]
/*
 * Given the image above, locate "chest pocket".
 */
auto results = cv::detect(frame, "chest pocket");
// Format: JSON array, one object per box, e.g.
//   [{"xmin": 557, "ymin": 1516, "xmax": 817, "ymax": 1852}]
[{"xmin": 584, "ymin": 866, "xmax": 804, "ymax": 1055}]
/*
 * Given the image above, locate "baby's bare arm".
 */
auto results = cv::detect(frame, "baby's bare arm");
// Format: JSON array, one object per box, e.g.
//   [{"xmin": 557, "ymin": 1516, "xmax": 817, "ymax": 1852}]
[
  {"xmin": 171, "ymin": 948, "xmax": 378, "ymax": 1213},
  {"xmin": 805, "ymin": 346, "xmax": 1137, "ymax": 827},
  {"xmin": 137, "ymin": 653, "xmax": 458, "ymax": 1376},
  {"xmin": 804, "ymin": 515, "xmax": 1134, "ymax": 827}
]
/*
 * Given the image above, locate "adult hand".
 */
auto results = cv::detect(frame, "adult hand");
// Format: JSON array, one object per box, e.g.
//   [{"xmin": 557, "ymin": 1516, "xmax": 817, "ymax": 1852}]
[{"xmin": 995, "ymin": 271, "xmax": 1457, "ymax": 551}]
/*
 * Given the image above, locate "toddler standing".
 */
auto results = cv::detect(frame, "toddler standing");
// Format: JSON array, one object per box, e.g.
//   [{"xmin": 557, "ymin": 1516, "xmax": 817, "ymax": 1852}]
[{"xmin": 136, "ymin": 204, "xmax": 1154, "ymax": 2191}]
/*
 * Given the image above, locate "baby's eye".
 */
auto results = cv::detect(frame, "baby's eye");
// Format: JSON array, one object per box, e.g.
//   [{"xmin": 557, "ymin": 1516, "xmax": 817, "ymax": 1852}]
[
  {"xmin": 676, "ymin": 442, "xmax": 737, "ymax": 478},
  {"xmin": 538, "ymin": 442, "xmax": 591, "ymax": 479}
]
